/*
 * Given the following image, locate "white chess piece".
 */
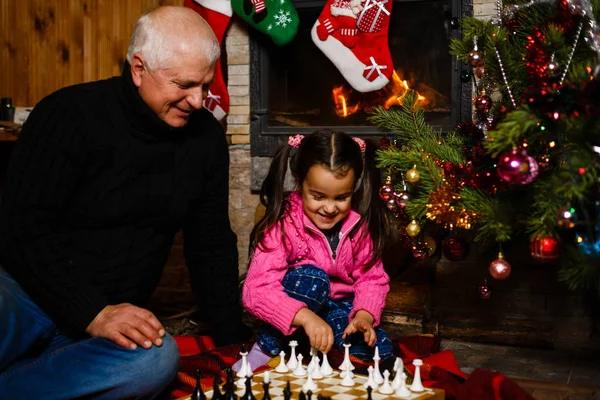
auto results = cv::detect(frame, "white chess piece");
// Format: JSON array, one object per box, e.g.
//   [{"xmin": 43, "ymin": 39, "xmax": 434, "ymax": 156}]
[
  {"xmin": 378, "ymin": 370, "xmax": 394, "ymax": 394},
  {"xmin": 392, "ymin": 358, "xmax": 404, "ymax": 390},
  {"xmin": 340, "ymin": 363, "xmax": 355, "ymax": 387},
  {"xmin": 237, "ymin": 348, "xmax": 249, "ymax": 378},
  {"xmin": 410, "ymin": 359, "xmax": 425, "ymax": 392},
  {"xmin": 308, "ymin": 348, "xmax": 318, "ymax": 372},
  {"xmin": 338, "ymin": 343, "xmax": 355, "ymax": 371},
  {"xmin": 302, "ymin": 365, "xmax": 318, "ymax": 392},
  {"xmin": 395, "ymin": 373, "xmax": 411, "ymax": 398},
  {"xmin": 311, "ymin": 356, "xmax": 324, "ymax": 380},
  {"xmin": 287, "ymin": 340, "xmax": 299, "ymax": 370},
  {"xmin": 292, "ymin": 354, "xmax": 307, "ymax": 377},
  {"xmin": 339, "ymin": 343, "xmax": 354, "ymax": 378},
  {"xmin": 372, "ymin": 346, "xmax": 384, "ymax": 385},
  {"xmin": 246, "ymin": 357, "xmax": 253, "ymax": 377},
  {"xmin": 363, "ymin": 366, "xmax": 378, "ymax": 389},
  {"xmin": 275, "ymin": 351, "xmax": 289, "ymax": 373},
  {"xmin": 319, "ymin": 352, "xmax": 333, "ymax": 376}
]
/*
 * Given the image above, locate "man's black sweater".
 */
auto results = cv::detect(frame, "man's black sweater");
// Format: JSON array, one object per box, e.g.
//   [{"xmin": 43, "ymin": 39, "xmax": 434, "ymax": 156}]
[{"xmin": 0, "ymin": 66, "xmax": 245, "ymax": 341}]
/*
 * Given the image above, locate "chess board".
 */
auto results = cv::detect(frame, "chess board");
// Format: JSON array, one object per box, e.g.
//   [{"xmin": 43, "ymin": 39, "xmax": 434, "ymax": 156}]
[{"xmin": 178, "ymin": 369, "xmax": 444, "ymax": 400}]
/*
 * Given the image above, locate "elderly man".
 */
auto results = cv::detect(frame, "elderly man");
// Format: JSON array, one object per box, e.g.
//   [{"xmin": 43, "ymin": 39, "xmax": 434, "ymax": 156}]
[{"xmin": 0, "ymin": 6, "xmax": 250, "ymax": 398}]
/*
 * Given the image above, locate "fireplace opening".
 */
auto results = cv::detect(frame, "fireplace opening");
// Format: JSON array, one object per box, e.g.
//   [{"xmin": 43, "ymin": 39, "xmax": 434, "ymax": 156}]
[{"xmin": 250, "ymin": 0, "xmax": 472, "ymax": 158}]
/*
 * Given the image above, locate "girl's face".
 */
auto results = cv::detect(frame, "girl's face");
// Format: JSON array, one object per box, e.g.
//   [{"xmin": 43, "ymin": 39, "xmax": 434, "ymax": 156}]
[{"xmin": 301, "ymin": 164, "xmax": 355, "ymax": 231}]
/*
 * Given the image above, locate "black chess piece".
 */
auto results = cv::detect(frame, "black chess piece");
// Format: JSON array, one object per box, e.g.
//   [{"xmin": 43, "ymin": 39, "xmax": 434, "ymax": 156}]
[
  {"xmin": 224, "ymin": 369, "xmax": 237, "ymax": 400},
  {"xmin": 212, "ymin": 375, "xmax": 223, "ymax": 400},
  {"xmin": 366, "ymin": 386, "xmax": 373, "ymax": 400},
  {"xmin": 306, "ymin": 390, "xmax": 312, "ymax": 400},
  {"xmin": 262, "ymin": 380, "xmax": 271, "ymax": 400},
  {"xmin": 299, "ymin": 391, "xmax": 306, "ymax": 400},
  {"xmin": 283, "ymin": 382, "xmax": 292, "ymax": 400},
  {"xmin": 316, "ymin": 395, "xmax": 324, "ymax": 400},
  {"xmin": 192, "ymin": 369, "xmax": 207, "ymax": 400},
  {"xmin": 241, "ymin": 375, "xmax": 256, "ymax": 400}
]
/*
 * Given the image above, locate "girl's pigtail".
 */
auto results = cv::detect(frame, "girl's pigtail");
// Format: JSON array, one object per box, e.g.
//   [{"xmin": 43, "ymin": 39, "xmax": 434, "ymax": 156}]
[
  {"xmin": 249, "ymin": 142, "xmax": 292, "ymax": 258},
  {"xmin": 357, "ymin": 139, "xmax": 396, "ymax": 268}
]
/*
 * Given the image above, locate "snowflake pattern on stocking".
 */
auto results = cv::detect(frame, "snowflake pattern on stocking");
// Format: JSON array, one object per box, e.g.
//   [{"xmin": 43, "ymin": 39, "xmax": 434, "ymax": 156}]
[{"xmin": 274, "ymin": 9, "xmax": 293, "ymax": 27}]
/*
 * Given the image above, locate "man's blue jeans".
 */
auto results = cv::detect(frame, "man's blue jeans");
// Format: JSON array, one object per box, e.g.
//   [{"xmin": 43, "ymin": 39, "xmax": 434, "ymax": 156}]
[
  {"xmin": 0, "ymin": 268, "xmax": 179, "ymax": 399},
  {"xmin": 256, "ymin": 265, "xmax": 393, "ymax": 361}
]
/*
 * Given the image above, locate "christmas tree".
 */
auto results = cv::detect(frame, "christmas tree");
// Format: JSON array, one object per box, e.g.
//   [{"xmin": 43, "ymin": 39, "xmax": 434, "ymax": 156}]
[{"xmin": 373, "ymin": 0, "xmax": 600, "ymax": 292}]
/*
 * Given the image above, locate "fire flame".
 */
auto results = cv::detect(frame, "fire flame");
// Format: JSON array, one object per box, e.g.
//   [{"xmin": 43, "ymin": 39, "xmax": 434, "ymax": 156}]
[
  {"xmin": 331, "ymin": 70, "xmax": 433, "ymax": 118},
  {"xmin": 332, "ymin": 85, "xmax": 360, "ymax": 117}
]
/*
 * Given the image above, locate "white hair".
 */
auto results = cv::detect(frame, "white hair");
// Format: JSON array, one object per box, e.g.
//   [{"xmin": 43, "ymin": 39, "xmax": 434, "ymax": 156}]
[{"xmin": 126, "ymin": 6, "xmax": 220, "ymax": 71}]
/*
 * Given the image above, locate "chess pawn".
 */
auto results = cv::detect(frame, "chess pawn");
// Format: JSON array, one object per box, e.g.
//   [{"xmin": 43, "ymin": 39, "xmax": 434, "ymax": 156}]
[
  {"xmin": 293, "ymin": 354, "xmax": 307, "ymax": 377},
  {"xmin": 319, "ymin": 352, "xmax": 333, "ymax": 376},
  {"xmin": 394, "ymin": 373, "xmax": 411, "ymax": 398},
  {"xmin": 410, "ymin": 359, "xmax": 425, "ymax": 392},
  {"xmin": 340, "ymin": 363, "xmax": 355, "ymax": 387},
  {"xmin": 302, "ymin": 365, "xmax": 318, "ymax": 392},
  {"xmin": 377, "ymin": 370, "xmax": 394, "ymax": 394},
  {"xmin": 372, "ymin": 346, "xmax": 383, "ymax": 385},
  {"xmin": 311, "ymin": 356, "xmax": 324, "ymax": 380},
  {"xmin": 192, "ymin": 369, "xmax": 206, "ymax": 400},
  {"xmin": 275, "ymin": 351, "xmax": 289, "ymax": 373},
  {"xmin": 287, "ymin": 341, "xmax": 299, "ymax": 370},
  {"xmin": 363, "ymin": 366, "xmax": 378, "ymax": 389}
]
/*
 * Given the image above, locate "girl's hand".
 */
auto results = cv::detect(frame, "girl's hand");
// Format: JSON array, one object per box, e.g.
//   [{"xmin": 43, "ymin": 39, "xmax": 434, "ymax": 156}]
[
  {"xmin": 342, "ymin": 310, "xmax": 376, "ymax": 347},
  {"xmin": 293, "ymin": 308, "xmax": 334, "ymax": 353}
]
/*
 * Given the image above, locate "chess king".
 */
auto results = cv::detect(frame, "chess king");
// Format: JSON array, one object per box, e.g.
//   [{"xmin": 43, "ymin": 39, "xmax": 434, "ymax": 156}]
[{"xmin": 238, "ymin": 130, "xmax": 396, "ymax": 372}]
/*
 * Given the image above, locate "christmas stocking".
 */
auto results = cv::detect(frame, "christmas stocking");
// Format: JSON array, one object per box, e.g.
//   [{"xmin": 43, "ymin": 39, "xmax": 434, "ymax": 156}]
[
  {"xmin": 231, "ymin": 0, "xmax": 299, "ymax": 45},
  {"xmin": 185, "ymin": 0, "xmax": 231, "ymax": 121},
  {"xmin": 312, "ymin": 0, "xmax": 394, "ymax": 92}
]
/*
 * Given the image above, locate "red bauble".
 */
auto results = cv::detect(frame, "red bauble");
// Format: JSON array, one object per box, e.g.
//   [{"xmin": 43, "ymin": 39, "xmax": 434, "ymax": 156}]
[
  {"xmin": 379, "ymin": 182, "xmax": 394, "ymax": 201},
  {"xmin": 442, "ymin": 237, "xmax": 469, "ymax": 262},
  {"xmin": 411, "ymin": 241, "xmax": 428, "ymax": 260},
  {"xmin": 489, "ymin": 252, "xmax": 511, "ymax": 280},
  {"xmin": 530, "ymin": 236, "xmax": 561, "ymax": 264},
  {"xmin": 474, "ymin": 94, "xmax": 493, "ymax": 113},
  {"xmin": 475, "ymin": 65, "xmax": 485, "ymax": 79},
  {"xmin": 497, "ymin": 149, "xmax": 531, "ymax": 184},
  {"xmin": 467, "ymin": 50, "xmax": 484, "ymax": 67},
  {"xmin": 478, "ymin": 279, "xmax": 491, "ymax": 300}
]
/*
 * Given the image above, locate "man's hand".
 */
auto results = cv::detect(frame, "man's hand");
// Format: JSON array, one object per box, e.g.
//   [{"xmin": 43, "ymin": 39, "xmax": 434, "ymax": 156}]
[
  {"xmin": 293, "ymin": 308, "xmax": 334, "ymax": 353},
  {"xmin": 342, "ymin": 310, "xmax": 376, "ymax": 347},
  {"xmin": 86, "ymin": 303, "xmax": 166, "ymax": 350}
]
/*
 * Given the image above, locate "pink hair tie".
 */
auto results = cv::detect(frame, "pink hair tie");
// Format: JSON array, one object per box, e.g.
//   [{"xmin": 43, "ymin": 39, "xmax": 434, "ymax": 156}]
[
  {"xmin": 353, "ymin": 137, "xmax": 366, "ymax": 152},
  {"xmin": 288, "ymin": 134, "xmax": 305, "ymax": 148}
]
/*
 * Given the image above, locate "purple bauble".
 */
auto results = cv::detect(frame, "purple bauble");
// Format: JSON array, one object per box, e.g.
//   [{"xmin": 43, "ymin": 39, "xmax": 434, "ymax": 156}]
[{"xmin": 497, "ymin": 150, "xmax": 531, "ymax": 184}]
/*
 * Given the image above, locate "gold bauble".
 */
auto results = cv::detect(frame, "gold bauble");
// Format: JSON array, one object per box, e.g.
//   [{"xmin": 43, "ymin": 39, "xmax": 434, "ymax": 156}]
[
  {"xmin": 406, "ymin": 165, "xmax": 421, "ymax": 183},
  {"xmin": 406, "ymin": 220, "xmax": 421, "ymax": 237}
]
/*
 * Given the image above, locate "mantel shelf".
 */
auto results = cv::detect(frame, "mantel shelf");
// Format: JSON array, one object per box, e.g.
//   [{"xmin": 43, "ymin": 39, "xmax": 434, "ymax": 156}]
[{"xmin": 0, "ymin": 131, "xmax": 19, "ymax": 141}]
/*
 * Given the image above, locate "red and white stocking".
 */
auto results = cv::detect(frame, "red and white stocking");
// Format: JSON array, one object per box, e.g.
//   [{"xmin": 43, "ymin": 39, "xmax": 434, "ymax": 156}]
[
  {"xmin": 312, "ymin": 0, "xmax": 394, "ymax": 92},
  {"xmin": 185, "ymin": 0, "xmax": 232, "ymax": 121}
]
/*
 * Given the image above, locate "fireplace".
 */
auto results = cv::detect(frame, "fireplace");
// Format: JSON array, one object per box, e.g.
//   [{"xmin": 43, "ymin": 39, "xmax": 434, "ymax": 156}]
[{"xmin": 249, "ymin": 0, "xmax": 473, "ymax": 163}]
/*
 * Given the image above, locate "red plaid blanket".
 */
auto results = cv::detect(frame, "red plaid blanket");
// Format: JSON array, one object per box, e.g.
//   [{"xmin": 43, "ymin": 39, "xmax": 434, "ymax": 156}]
[{"xmin": 169, "ymin": 335, "xmax": 534, "ymax": 400}]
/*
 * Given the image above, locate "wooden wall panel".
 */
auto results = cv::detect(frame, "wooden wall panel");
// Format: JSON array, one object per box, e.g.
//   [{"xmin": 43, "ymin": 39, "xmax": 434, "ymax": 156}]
[{"xmin": 0, "ymin": 0, "xmax": 180, "ymax": 107}]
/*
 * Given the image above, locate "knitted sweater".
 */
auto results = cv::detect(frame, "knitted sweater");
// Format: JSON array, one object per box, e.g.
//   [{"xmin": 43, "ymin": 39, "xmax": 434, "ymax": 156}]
[
  {"xmin": 242, "ymin": 192, "xmax": 390, "ymax": 336},
  {"xmin": 0, "ymin": 65, "xmax": 244, "ymax": 340}
]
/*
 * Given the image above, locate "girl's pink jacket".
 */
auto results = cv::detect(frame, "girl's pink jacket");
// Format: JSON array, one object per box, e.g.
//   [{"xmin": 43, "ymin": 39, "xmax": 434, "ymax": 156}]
[{"xmin": 242, "ymin": 191, "xmax": 390, "ymax": 335}]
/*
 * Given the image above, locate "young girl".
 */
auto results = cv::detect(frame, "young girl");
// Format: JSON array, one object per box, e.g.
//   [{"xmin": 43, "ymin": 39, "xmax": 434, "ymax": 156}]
[{"xmin": 239, "ymin": 129, "xmax": 395, "ymax": 371}]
